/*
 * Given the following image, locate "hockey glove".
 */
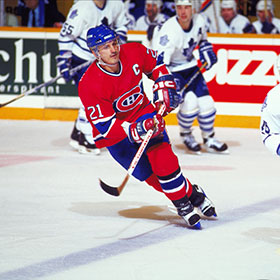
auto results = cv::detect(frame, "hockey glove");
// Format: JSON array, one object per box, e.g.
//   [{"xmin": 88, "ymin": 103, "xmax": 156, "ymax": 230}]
[
  {"xmin": 261, "ymin": 21, "xmax": 277, "ymax": 34},
  {"xmin": 153, "ymin": 74, "xmax": 180, "ymax": 115},
  {"xmin": 128, "ymin": 114, "xmax": 165, "ymax": 144},
  {"xmin": 199, "ymin": 40, "xmax": 217, "ymax": 70},
  {"xmin": 243, "ymin": 23, "xmax": 255, "ymax": 33},
  {"xmin": 56, "ymin": 50, "xmax": 72, "ymax": 82}
]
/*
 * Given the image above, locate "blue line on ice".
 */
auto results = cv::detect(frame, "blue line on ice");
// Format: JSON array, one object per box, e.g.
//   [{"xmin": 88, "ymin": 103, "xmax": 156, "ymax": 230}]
[{"xmin": 0, "ymin": 197, "xmax": 279, "ymax": 280}]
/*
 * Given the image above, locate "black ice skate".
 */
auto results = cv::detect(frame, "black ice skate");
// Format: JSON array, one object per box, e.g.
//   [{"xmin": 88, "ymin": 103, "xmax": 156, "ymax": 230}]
[
  {"xmin": 203, "ymin": 133, "xmax": 228, "ymax": 154},
  {"xmin": 69, "ymin": 121, "xmax": 80, "ymax": 150},
  {"xmin": 180, "ymin": 132, "xmax": 201, "ymax": 154},
  {"xmin": 78, "ymin": 132, "xmax": 101, "ymax": 155},
  {"xmin": 172, "ymin": 196, "xmax": 201, "ymax": 229},
  {"xmin": 190, "ymin": 184, "xmax": 217, "ymax": 218}
]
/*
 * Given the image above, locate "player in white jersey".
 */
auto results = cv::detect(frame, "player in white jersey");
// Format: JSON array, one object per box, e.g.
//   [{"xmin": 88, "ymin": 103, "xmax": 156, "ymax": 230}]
[
  {"xmin": 154, "ymin": 0, "xmax": 228, "ymax": 154},
  {"xmin": 252, "ymin": 0, "xmax": 280, "ymax": 34},
  {"xmin": 218, "ymin": 0, "xmax": 254, "ymax": 34},
  {"xmin": 260, "ymin": 58, "xmax": 280, "ymax": 156},
  {"xmin": 192, "ymin": 0, "xmax": 220, "ymax": 33},
  {"xmin": 135, "ymin": 0, "xmax": 168, "ymax": 44},
  {"xmin": 56, "ymin": 0, "xmax": 129, "ymax": 154}
]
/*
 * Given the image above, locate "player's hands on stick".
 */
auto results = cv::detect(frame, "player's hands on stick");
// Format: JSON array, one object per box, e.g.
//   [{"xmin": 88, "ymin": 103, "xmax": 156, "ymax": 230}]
[
  {"xmin": 153, "ymin": 74, "xmax": 180, "ymax": 115},
  {"xmin": 199, "ymin": 40, "xmax": 217, "ymax": 70},
  {"xmin": 56, "ymin": 50, "xmax": 72, "ymax": 82},
  {"xmin": 128, "ymin": 114, "xmax": 165, "ymax": 144}
]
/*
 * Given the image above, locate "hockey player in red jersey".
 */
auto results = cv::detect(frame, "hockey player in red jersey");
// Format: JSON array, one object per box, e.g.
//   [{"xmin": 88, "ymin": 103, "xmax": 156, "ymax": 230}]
[{"xmin": 79, "ymin": 24, "xmax": 217, "ymax": 228}]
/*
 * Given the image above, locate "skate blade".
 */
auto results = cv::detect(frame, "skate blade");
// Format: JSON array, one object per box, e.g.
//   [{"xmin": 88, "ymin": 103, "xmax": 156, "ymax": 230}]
[
  {"xmin": 186, "ymin": 150, "xmax": 202, "ymax": 155},
  {"xmin": 197, "ymin": 208, "xmax": 218, "ymax": 220},
  {"xmin": 203, "ymin": 146, "xmax": 230, "ymax": 155},
  {"xmin": 79, "ymin": 146, "xmax": 101, "ymax": 155},
  {"xmin": 193, "ymin": 221, "xmax": 201, "ymax": 229},
  {"xmin": 69, "ymin": 140, "xmax": 79, "ymax": 150},
  {"xmin": 168, "ymin": 206, "xmax": 202, "ymax": 229}
]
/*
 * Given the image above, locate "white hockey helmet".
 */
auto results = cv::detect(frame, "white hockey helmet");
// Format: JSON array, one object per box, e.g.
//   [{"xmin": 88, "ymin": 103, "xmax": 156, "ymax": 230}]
[
  {"xmin": 256, "ymin": 0, "xmax": 274, "ymax": 12},
  {"xmin": 221, "ymin": 0, "xmax": 237, "ymax": 12},
  {"xmin": 145, "ymin": 0, "xmax": 163, "ymax": 8},
  {"xmin": 175, "ymin": 0, "xmax": 192, "ymax": 6}
]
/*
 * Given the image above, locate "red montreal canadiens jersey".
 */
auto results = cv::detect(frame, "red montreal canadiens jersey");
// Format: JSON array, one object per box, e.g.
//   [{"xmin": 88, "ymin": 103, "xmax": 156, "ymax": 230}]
[{"xmin": 78, "ymin": 42, "xmax": 168, "ymax": 148}]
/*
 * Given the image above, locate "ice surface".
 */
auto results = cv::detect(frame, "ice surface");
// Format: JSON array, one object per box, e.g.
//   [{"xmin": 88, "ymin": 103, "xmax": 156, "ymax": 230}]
[{"xmin": 0, "ymin": 120, "xmax": 279, "ymax": 280}]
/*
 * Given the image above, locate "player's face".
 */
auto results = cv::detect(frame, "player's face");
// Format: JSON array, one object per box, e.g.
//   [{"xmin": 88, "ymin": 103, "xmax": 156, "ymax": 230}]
[
  {"xmin": 146, "ymin": 4, "xmax": 159, "ymax": 19},
  {"xmin": 257, "ymin": 10, "xmax": 273, "ymax": 23},
  {"xmin": 97, "ymin": 39, "xmax": 120, "ymax": 65},
  {"xmin": 221, "ymin": 8, "xmax": 235, "ymax": 23},
  {"xmin": 25, "ymin": 0, "xmax": 39, "ymax": 9},
  {"xmin": 176, "ymin": 5, "xmax": 192, "ymax": 25}
]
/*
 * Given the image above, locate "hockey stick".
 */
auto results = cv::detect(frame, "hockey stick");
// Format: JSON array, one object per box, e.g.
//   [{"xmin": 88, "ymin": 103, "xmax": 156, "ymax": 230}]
[
  {"xmin": 0, "ymin": 60, "xmax": 91, "ymax": 108},
  {"xmin": 179, "ymin": 62, "xmax": 207, "ymax": 96},
  {"xmin": 99, "ymin": 104, "xmax": 166, "ymax": 197},
  {"xmin": 99, "ymin": 63, "xmax": 207, "ymax": 196}
]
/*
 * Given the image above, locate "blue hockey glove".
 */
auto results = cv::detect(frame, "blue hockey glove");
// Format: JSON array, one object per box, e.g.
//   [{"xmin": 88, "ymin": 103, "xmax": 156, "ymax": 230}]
[
  {"xmin": 243, "ymin": 23, "xmax": 256, "ymax": 33},
  {"xmin": 261, "ymin": 21, "xmax": 276, "ymax": 34},
  {"xmin": 128, "ymin": 114, "xmax": 165, "ymax": 143},
  {"xmin": 56, "ymin": 50, "xmax": 72, "ymax": 82},
  {"xmin": 199, "ymin": 40, "xmax": 217, "ymax": 70},
  {"xmin": 153, "ymin": 74, "xmax": 180, "ymax": 115}
]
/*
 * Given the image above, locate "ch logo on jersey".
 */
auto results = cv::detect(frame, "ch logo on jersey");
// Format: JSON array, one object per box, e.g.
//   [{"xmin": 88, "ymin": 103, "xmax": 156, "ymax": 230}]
[{"xmin": 114, "ymin": 83, "xmax": 144, "ymax": 112}]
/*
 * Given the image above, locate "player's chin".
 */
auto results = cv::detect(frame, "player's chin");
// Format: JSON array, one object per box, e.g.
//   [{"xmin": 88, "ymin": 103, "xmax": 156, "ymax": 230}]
[{"xmin": 110, "ymin": 56, "xmax": 119, "ymax": 64}]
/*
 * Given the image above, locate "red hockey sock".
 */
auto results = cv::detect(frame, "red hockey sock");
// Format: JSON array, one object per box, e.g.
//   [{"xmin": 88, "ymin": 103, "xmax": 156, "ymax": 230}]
[
  {"xmin": 146, "ymin": 142, "xmax": 193, "ymax": 201},
  {"xmin": 145, "ymin": 173, "xmax": 163, "ymax": 193}
]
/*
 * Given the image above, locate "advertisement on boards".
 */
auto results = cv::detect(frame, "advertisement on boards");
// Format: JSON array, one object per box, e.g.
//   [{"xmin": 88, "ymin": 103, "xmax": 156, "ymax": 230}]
[{"xmin": 0, "ymin": 30, "xmax": 279, "ymax": 109}]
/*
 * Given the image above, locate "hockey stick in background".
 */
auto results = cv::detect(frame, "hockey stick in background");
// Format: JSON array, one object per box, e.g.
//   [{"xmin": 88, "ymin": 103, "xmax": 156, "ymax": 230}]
[
  {"xmin": 100, "ymin": 62, "xmax": 208, "ymax": 197},
  {"xmin": 99, "ymin": 104, "xmax": 166, "ymax": 197},
  {"xmin": 0, "ymin": 60, "xmax": 91, "ymax": 108},
  {"xmin": 179, "ymin": 62, "xmax": 207, "ymax": 96}
]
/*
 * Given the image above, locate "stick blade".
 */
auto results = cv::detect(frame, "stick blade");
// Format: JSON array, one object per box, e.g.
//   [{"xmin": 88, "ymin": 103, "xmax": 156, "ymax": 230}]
[{"xmin": 99, "ymin": 179, "xmax": 121, "ymax": 196}]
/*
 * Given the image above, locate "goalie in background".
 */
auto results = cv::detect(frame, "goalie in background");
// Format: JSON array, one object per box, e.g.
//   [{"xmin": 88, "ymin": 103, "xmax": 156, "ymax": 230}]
[
  {"xmin": 260, "ymin": 57, "xmax": 280, "ymax": 157},
  {"xmin": 78, "ymin": 24, "xmax": 217, "ymax": 228},
  {"xmin": 153, "ymin": 0, "xmax": 228, "ymax": 154}
]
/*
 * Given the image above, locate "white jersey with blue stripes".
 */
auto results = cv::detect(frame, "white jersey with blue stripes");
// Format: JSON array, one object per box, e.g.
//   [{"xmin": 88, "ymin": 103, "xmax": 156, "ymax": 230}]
[
  {"xmin": 260, "ymin": 83, "xmax": 280, "ymax": 156},
  {"xmin": 153, "ymin": 14, "xmax": 208, "ymax": 72},
  {"xmin": 58, "ymin": 0, "xmax": 129, "ymax": 61}
]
